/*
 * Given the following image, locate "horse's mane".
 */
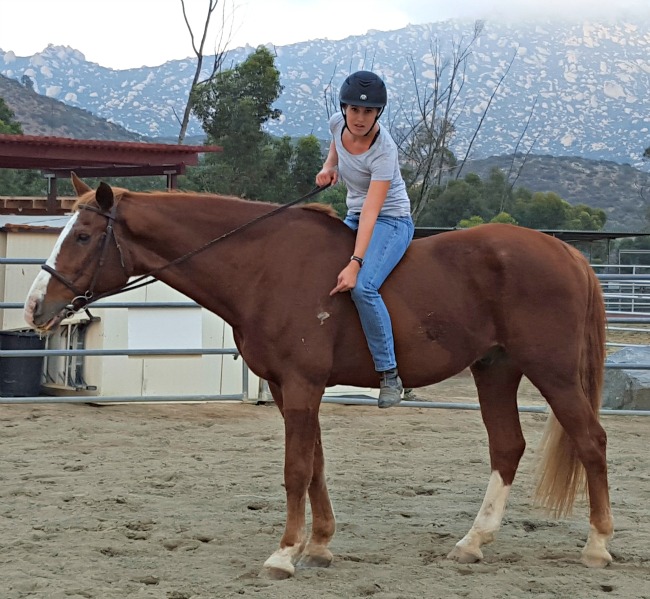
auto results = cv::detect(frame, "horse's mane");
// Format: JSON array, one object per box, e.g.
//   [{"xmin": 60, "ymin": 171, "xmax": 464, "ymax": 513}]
[
  {"xmin": 72, "ymin": 188, "xmax": 340, "ymax": 220},
  {"xmin": 300, "ymin": 203, "xmax": 340, "ymax": 219}
]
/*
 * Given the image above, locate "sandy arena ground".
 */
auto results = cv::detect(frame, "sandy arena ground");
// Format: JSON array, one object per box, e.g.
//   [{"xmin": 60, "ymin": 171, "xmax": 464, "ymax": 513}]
[{"xmin": 1, "ymin": 372, "xmax": 649, "ymax": 599}]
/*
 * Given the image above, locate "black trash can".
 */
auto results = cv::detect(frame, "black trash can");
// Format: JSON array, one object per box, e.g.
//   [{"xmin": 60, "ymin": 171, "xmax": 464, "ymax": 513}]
[{"xmin": 0, "ymin": 330, "xmax": 46, "ymax": 397}]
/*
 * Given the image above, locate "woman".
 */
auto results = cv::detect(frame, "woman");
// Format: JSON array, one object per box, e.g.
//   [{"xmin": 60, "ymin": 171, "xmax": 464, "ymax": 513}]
[{"xmin": 316, "ymin": 70, "xmax": 414, "ymax": 408}]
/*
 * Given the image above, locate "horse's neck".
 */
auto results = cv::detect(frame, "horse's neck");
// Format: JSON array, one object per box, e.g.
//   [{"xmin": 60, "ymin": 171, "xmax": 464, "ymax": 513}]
[
  {"xmin": 122, "ymin": 194, "xmax": 268, "ymax": 259},
  {"xmin": 121, "ymin": 194, "xmax": 274, "ymax": 323}
]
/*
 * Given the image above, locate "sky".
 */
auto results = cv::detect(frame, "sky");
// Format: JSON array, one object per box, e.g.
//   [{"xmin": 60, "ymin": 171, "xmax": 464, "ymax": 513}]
[{"xmin": 1, "ymin": 0, "xmax": 649, "ymax": 70}]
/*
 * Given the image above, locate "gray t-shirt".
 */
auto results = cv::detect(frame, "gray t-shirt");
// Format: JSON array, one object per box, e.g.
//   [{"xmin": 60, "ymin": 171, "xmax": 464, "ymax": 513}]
[{"xmin": 329, "ymin": 112, "xmax": 411, "ymax": 218}]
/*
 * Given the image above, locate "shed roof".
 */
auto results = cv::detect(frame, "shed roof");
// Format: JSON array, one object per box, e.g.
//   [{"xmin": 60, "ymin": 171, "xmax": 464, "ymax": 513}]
[{"xmin": 0, "ymin": 134, "xmax": 222, "ymax": 178}]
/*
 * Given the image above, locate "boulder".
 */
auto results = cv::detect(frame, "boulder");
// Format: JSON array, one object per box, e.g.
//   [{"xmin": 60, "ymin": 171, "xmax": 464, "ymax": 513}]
[{"xmin": 603, "ymin": 346, "xmax": 650, "ymax": 410}]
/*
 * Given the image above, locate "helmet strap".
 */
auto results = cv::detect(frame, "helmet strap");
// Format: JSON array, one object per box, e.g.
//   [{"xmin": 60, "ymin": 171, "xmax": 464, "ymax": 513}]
[{"xmin": 340, "ymin": 105, "xmax": 383, "ymax": 137}]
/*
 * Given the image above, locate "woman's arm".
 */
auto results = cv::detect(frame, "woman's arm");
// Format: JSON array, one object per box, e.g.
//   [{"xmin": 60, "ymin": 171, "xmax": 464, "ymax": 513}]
[
  {"xmin": 330, "ymin": 179, "xmax": 391, "ymax": 295},
  {"xmin": 353, "ymin": 179, "xmax": 390, "ymax": 259},
  {"xmin": 316, "ymin": 140, "xmax": 339, "ymax": 186}
]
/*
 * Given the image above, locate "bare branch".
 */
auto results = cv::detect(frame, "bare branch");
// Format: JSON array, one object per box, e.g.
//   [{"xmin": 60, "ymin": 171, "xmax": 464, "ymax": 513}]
[
  {"xmin": 509, "ymin": 132, "xmax": 540, "ymax": 194},
  {"xmin": 178, "ymin": 0, "xmax": 233, "ymax": 144},
  {"xmin": 392, "ymin": 22, "xmax": 484, "ymax": 221},
  {"xmin": 505, "ymin": 95, "xmax": 538, "ymax": 185},
  {"xmin": 455, "ymin": 47, "xmax": 517, "ymax": 180}
]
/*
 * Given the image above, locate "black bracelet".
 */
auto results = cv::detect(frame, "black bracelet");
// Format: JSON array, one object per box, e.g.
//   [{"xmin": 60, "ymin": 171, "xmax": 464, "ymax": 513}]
[{"xmin": 350, "ymin": 255, "xmax": 364, "ymax": 267}]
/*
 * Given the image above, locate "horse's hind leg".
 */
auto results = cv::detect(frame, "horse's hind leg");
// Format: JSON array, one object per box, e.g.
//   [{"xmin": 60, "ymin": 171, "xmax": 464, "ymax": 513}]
[
  {"xmin": 262, "ymin": 379, "xmax": 335, "ymax": 579},
  {"xmin": 448, "ymin": 352, "xmax": 525, "ymax": 563},
  {"xmin": 524, "ymin": 368, "xmax": 613, "ymax": 568}
]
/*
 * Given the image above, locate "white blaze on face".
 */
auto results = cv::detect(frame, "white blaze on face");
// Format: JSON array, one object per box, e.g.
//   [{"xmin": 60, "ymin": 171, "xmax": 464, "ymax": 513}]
[{"xmin": 24, "ymin": 213, "xmax": 79, "ymax": 327}]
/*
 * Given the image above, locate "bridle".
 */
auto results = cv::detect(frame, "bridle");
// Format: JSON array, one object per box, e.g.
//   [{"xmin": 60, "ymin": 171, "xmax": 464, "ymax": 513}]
[
  {"xmin": 42, "ymin": 184, "xmax": 331, "ymax": 318},
  {"xmin": 41, "ymin": 203, "xmax": 128, "ymax": 316}
]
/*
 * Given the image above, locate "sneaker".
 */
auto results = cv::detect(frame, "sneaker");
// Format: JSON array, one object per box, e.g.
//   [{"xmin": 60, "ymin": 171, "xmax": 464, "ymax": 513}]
[{"xmin": 378, "ymin": 368, "xmax": 403, "ymax": 408}]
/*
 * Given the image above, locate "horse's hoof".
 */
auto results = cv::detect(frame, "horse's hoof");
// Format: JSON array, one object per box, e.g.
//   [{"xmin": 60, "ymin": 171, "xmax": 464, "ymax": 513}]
[
  {"xmin": 581, "ymin": 549, "xmax": 612, "ymax": 569},
  {"xmin": 298, "ymin": 548, "xmax": 333, "ymax": 569},
  {"xmin": 262, "ymin": 550, "xmax": 297, "ymax": 579},
  {"xmin": 261, "ymin": 564, "xmax": 295, "ymax": 580},
  {"xmin": 447, "ymin": 544, "xmax": 483, "ymax": 564}
]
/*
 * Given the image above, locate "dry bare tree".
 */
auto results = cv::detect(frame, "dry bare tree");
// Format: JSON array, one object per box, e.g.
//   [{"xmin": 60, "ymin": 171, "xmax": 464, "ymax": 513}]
[
  {"xmin": 389, "ymin": 21, "xmax": 484, "ymax": 221},
  {"xmin": 177, "ymin": 0, "xmax": 235, "ymax": 144},
  {"xmin": 454, "ymin": 47, "xmax": 518, "ymax": 180}
]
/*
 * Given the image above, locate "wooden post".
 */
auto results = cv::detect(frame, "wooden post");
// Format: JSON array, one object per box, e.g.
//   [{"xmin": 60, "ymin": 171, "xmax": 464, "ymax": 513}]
[{"xmin": 46, "ymin": 174, "xmax": 57, "ymax": 214}]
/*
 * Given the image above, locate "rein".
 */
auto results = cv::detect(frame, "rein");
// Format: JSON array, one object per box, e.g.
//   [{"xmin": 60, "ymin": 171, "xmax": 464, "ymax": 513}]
[{"xmin": 47, "ymin": 184, "xmax": 331, "ymax": 315}]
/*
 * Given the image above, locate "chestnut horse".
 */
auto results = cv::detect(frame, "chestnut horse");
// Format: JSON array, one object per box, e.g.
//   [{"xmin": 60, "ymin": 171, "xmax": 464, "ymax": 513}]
[{"xmin": 24, "ymin": 175, "xmax": 613, "ymax": 578}]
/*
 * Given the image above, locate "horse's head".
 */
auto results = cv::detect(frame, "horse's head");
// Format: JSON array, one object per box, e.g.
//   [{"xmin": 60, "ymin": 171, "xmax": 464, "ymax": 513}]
[{"xmin": 24, "ymin": 174, "xmax": 131, "ymax": 333}]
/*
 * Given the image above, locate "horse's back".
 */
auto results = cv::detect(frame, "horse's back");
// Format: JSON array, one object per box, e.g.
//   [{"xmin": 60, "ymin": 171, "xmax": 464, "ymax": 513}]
[
  {"xmin": 376, "ymin": 224, "xmax": 598, "ymax": 386},
  {"xmin": 400, "ymin": 223, "xmax": 590, "ymax": 298}
]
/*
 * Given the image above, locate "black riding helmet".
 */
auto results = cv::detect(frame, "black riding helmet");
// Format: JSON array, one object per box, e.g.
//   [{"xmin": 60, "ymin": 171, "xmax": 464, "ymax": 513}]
[{"xmin": 339, "ymin": 70, "xmax": 387, "ymax": 135}]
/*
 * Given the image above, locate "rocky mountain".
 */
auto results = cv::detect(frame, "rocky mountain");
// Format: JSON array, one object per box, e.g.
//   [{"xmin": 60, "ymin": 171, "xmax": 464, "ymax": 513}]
[
  {"xmin": 0, "ymin": 73, "xmax": 144, "ymax": 141},
  {"xmin": 2, "ymin": 18, "xmax": 650, "ymax": 168}
]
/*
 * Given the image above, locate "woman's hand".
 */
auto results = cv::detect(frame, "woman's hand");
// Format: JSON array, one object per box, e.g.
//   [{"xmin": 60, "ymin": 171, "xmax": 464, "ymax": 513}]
[
  {"xmin": 316, "ymin": 166, "xmax": 338, "ymax": 187},
  {"xmin": 330, "ymin": 261, "xmax": 360, "ymax": 295}
]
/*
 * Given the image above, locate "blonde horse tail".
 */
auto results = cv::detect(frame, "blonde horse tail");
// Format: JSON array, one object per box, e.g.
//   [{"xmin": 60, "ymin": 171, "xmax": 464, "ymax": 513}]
[{"xmin": 533, "ymin": 256, "xmax": 606, "ymax": 517}]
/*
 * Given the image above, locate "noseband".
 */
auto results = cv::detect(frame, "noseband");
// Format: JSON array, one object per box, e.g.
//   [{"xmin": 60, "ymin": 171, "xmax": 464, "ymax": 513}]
[{"xmin": 41, "ymin": 203, "xmax": 128, "ymax": 316}]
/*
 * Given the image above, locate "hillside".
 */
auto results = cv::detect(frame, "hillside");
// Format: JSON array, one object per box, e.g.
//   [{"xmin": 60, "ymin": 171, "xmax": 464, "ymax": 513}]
[
  {"xmin": 460, "ymin": 154, "xmax": 650, "ymax": 231},
  {"xmin": 0, "ymin": 74, "xmax": 144, "ymax": 141}
]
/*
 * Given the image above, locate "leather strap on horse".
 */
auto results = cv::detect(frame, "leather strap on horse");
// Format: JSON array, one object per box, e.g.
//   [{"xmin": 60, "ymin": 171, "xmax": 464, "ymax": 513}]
[{"xmin": 60, "ymin": 183, "xmax": 331, "ymax": 309}]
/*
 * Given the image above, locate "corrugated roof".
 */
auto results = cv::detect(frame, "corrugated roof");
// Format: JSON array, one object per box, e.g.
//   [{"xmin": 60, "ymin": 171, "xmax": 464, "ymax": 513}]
[
  {"xmin": 0, "ymin": 133, "xmax": 222, "ymax": 174},
  {"xmin": 0, "ymin": 133, "xmax": 220, "ymax": 155},
  {"xmin": 0, "ymin": 214, "xmax": 70, "ymax": 232}
]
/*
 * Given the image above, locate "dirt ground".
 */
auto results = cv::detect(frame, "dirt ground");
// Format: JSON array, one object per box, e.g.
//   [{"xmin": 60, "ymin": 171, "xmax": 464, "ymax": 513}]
[{"xmin": 1, "ymin": 373, "xmax": 649, "ymax": 599}]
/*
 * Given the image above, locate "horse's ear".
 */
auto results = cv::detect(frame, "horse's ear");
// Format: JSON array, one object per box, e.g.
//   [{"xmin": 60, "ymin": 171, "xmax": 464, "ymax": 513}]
[
  {"xmin": 71, "ymin": 172, "xmax": 92, "ymax": 196},
  {"xmin": 95, "ymin": 182, "xmax": 115, "ymax": 212}
]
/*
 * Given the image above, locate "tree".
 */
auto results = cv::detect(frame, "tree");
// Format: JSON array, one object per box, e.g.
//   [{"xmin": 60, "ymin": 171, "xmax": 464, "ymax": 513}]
[
  {"xmin": 0, "ymin": 98, "xmax": 22, "ymax": 134},
  {"xmin": 564, "ymin": 204, "xmax": 607, "ymax": 230},
  {"xmin": 0, "ymin": 99, "xmax": 44, "ymax": 195},
  {"xmin": 490, "ymin": 212, "xmax": 518, "ymax": 225},
  {"xmin": 482, "ymin": 168, "xmax": 513, "ymax": 215},
  {"xmin": 416, "ymin": 179, "xmax": 486, "ymax": 227},
  {"xmin": 190, "ymin": 46, "xmax": 284, "ymax": 197},
  {"xmin": 390, "ymin": 25, "xmax": 485, "ymax": 221},
  {"xmin": 258, "ymin": 135, "xmax": 294, "ymax": 202},
  {"xmin": 318, "ymin": 184, "xmax": 348, "ymax": 217},
  {"xmin": 458, "ymin": 215, "xmax": 485, "ymax": 228},
  {"xmin": 512, "ymin": 191, "xmax": 568, "ymax": 229},
  {"xmin": 415, "ymin": 169, "xmax": 605, "ymax": 231},
  {"xmin": 177, "ymin": 0, "xmax": 235, "ymax": 144},
  {"xmin": 20, "ymin": 75, "xmax": 34, "ymax": 91},
  {"xmin": 291, "ymin": 135, "xmax": 324, "ymax": 196},
  {"xmin": 390, "ymin": 22, "xmax": 523, "ymax": 222}
]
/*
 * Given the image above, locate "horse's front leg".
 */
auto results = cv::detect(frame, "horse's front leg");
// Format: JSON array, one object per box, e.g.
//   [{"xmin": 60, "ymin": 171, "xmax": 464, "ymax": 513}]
[
  {"xmin": 262, "ymin": 380, "xmax": 332, "ymax": 579},
  {"xmin": 299, "ymin": 418, "xmax": 335, "ymax": 569}
]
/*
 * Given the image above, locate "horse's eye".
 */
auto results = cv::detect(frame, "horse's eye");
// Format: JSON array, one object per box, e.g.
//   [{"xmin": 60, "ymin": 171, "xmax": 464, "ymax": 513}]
[{"xmin": 76, "ymin": 233, "xmax": 91, "ymax": 244}]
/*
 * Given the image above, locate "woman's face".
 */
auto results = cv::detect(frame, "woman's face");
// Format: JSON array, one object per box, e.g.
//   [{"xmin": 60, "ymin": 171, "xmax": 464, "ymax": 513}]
[{"xmin": 343, "ymin": 105, "xmax": 380, "ymax": 136}]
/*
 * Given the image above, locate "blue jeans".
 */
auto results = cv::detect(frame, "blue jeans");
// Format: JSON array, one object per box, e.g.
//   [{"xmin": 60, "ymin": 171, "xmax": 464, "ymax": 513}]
[{"xmin": 344, "ymin": 213, "xmax": 415, "ymax": 372}]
